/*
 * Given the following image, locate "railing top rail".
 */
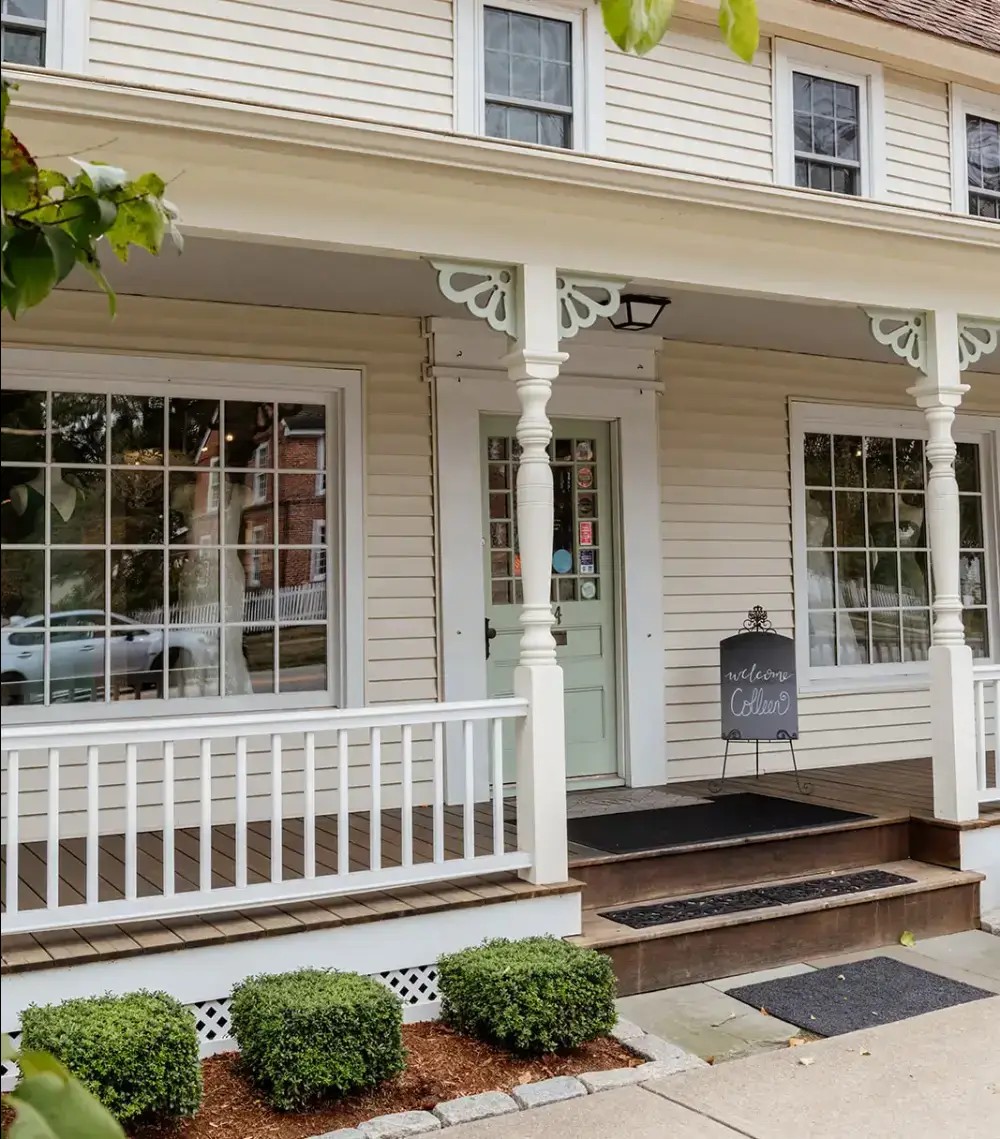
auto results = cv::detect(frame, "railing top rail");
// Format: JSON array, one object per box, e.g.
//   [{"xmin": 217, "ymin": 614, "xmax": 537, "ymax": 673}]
[
  {"xmin": 972, "ymin": 663, "xmax": 1000, "ymax": 681},
  {"xmin": 0, "ymin": 696, "xmax": 529, "ymax": 752}
]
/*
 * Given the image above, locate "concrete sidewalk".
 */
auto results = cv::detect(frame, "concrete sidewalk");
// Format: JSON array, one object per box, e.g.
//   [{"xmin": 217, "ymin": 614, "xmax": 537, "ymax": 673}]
[{"xmin": 443, "ymin": 998, "xmax": 999, "ymax": 1139}]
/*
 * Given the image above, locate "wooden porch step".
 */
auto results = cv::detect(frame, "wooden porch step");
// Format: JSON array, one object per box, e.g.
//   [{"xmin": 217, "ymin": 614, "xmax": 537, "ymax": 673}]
[
  {"xmin": 570, "ymin": 815, "xmax": 911, "ymax": 909},
  {"xmin": 571, "ymin": 860, "xmax": 982, "ymax": 996}
]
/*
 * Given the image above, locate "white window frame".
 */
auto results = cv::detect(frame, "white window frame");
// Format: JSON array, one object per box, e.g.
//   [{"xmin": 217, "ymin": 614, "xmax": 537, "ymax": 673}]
[
  {"xmin": 310, "ymin": 519, "xmax": 327, "ymax": 582},
  {"xmin": 454, "ymin": 0, "xmax": 606, "ymax": 152},
  {"xmin": 250, "ymin": 441, "xmax": 270, "ymax": 503},
  {"xmin": 315, "ymin": 434, "xmax": 327, "ymax": 496},
  {"xmin": 773, "ymin": 39, "xmax": 886, "ymax": 200},
  {"xmin": 791, "ymin": 401, "xmax": 1000, "ymax": 695},
  {"xmin": 1, "ymin": 0, "xmax": 88, "ymax": 71},
  {"xmin": 949, "ymin": 83, "xmax": 1000, "ymax": 219},
  {"xmin": 247, "ymin": 526, "xmax": 266, "ymax": 588},
  {"xmin": 205, "ymin": 455, "xmax": 220, "ymax": 513},
  {"xmin": 2, "ymin": 349, "xmax": 365, "ymax": 722}
]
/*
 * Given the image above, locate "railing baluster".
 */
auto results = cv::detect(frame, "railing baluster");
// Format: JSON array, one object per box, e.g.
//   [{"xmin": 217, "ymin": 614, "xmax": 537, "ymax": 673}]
[
  {"xmin": 162, "ymin": 742, "xmax": 175, "ymax": 898},
  {"xmin": 6, "ymin": 751, "xmax": 19, "ymax": 916},
  {"xmin": 304, "ymin": 731, "xmax": 316, "ymax": 879},
  {"xmin": 271, "ymin": 734, "xmax": 283, "ymax": 883},
  {"xmin": 370, "ymin": 727, "xmax": 382, "ymax": 871},
  {"xmin": 976, "ymin": 679, "xmax": 987, "ymax": 793},
  {"xmin": 235, "ymin": 736, "xmax": 248, "ymax": 888},
  {"xmin": 401, "ymin": 724, "xmax": 414, "ymax": 868},
  {"xmin": 432, "ymin": 722, "xmax": 445, "ymax": 864},
  {"xmin": 125, "ymin": 743, "xmax": 137, "ymax": 902},
  {"xmin": 337, "ymin": 729, "xmax": 350, "ymax": 875},
  {"xmin": 86, "ymin": 745, "xmax": 100, "ymax": 905},
  {"xmin": 46, "ymin": 748, "xmax": 60, "ymax": 909},
  {"xmin": 199, "ymin": 739, "xmax": 212, "ymax": 893},
  {"xmin": 491, "ymin": 717, "xmax": 505, "ymax": 857},
  {"xmin": 463, "ymin": 719, "xmax": 475, "ymax": 861}
]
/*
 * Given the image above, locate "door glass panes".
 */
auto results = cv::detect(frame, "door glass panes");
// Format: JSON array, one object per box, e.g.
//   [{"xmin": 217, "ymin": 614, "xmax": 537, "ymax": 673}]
[
  {"xmin": 0, "ymin": 387, "xmax": 334, "ymax": 707},
  {"xmin": 484, "ymin": 6, "xmax": 572, "ymax": 148},
  {"xmin": 803, "ymin": 431, "xmax": 990, "ymax": 666},
  {"xmin": 792, "ymin": 72, "xmax": 862, "ymax": 196},
  {"xmin": 1, "ymin": 0, "xmax": 46, "ymax": 65},
  {"xmin": 967, "ymin": 115, "xmax": 1000, "ymax": 220},
  {"xmin": 486, "ymin": 434, "xmax": 602, "ymax": 605}
]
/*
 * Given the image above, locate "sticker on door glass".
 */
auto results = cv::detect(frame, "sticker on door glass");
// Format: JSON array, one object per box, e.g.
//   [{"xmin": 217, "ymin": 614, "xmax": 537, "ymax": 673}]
[
  {"xmin": 580, "ymin": 579, "xmax": 598, "ymax": 600},
  {"xmin": 579, "ymin": 549, "xmax": 596, "ymax": 574},
  {"xmin": 578, "ymin": 494, "xmax": 595, "ymax": 518},
  {"xmin": 575, "ymin": 440, "xmax": 594, "ymax": 461},
  {"xmin": 487, "ymin": 437, "xmax": 507, "ymax": 461},
  {"xmin": 577, "ymin": 466, "xmax": 594, "ymax": 489},
  {"xmin": 552, "ymin": 548, "xmax": 573, "ymax": 574},
  {"xmin": 578, "ymin": 520, "xmax": 594, "ymax": 546}
]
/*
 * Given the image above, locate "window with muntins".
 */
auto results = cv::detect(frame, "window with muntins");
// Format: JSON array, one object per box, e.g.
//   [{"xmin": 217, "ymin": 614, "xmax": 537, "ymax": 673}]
[
  {"xmin": 801, "ymin": 431, "xmax": 990, "ymax": 672},
  {"xmin": 484, "ymin": 6, "xmax": 573, "ymax": 147},
  {"xmin": 793, "ymin": 72, "xmax": 861, "ymax": 195},
  {"xmin": 1, "ymin": 0, "xmax": 46, "ymax": 64},
  {"xmin": 0, "ymin": 388, "xmax": 334, "ymax": 709},
  {"xmin": 966, "ymin": 114, "xmax": 1000, "ymax": 220}
]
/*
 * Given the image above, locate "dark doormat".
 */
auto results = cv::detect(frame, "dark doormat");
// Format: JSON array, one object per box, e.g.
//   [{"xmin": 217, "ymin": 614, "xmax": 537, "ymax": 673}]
[
  {"xmin": 565, "ymin": 792, "xmax": 867, "ymax": 854},
  {"xmin": 728, "ymin": 956, "xmax": 995, "ymax": 1036},
  {"xmin": 603, "ymin": 869, "xmax": 914, "ymax": 929}
]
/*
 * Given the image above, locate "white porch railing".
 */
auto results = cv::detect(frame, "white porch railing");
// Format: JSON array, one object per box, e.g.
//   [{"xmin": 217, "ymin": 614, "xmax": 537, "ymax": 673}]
[
  {"xmin": 0, "ymin": 698, "xmax": 528, "ymax": 935},
  {"xmin": 973, "ymin": 663, "xmax": 999, "ymax": 806}
]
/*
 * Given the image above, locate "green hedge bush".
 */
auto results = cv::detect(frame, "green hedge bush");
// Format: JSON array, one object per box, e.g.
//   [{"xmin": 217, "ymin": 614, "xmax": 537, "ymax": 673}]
[
  {"xmin": 437, "ymin": 936, "xmax": 617, "ymax": 1054},
  {"xmin": 229, "ymin": 969, "xmax": 405, "ymax": 1110},
  {"xmin": 19, "ymin": 990, "xmax": 202, "ymax": 1125}
]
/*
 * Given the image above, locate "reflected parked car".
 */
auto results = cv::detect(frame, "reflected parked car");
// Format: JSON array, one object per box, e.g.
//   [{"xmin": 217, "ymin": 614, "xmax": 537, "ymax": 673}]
[{"xmin": 1, "ymin": 611, "xmax": 216, "ymax": 705}]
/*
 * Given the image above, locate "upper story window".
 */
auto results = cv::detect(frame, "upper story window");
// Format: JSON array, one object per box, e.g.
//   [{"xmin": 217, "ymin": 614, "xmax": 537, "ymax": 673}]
[
  {"xmin": 775, "ymin": 40, "xmax": 885, "ymax": 200},
  {"xmin": 949, "ymin": 86, "xmax": 999, "ymax": 222},
  {"xmin": 484, "ymin": 7, "xmax": 573, "ymax": 147},
  {"xmin": 455, "ymin": 1, "xmax": 605, "ymax": 153},
  {"xmin": 1, "ymin": 0, "xmax": 46, "ymax": 64},
  {"xmin": 791, "ymin": 404, "xmax": 997, "ymax": 693}
]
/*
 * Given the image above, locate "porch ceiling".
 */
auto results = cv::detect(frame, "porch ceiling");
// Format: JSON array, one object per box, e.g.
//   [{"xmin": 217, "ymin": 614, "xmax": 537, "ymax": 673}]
[{"xmin": 69, "ymin": 237, "xmax": 1000, "ymax": 373}]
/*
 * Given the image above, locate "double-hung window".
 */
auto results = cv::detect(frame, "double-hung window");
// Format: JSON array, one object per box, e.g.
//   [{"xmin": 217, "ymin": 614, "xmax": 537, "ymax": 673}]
[
  {"xmin": 455, "ymin": 1, "xmax": 604, "ymax": 151},
  {"xmin": 950, "ymin": 86, "xmax": 1000, "ymax": 221},
  {"xmin": 1, "ymin": 354, "xmax": 362, "ymax": 718},
  {"xmin": 775, "ymin": 41, "xmax": 884, "ymax": 199},
  {"xmin": 792, "ymin": 405, "xmax": 997, "ymax": 691},
  {"xmin": 1, "ymin": 1, "xmax": 84, "ymax": 69}
]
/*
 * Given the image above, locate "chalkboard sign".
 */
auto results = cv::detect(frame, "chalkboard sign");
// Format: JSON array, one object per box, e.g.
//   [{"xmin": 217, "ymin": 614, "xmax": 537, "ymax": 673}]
[{"xmin": 720, "ymin": 631, "xmax": 798, "ymax": 741}]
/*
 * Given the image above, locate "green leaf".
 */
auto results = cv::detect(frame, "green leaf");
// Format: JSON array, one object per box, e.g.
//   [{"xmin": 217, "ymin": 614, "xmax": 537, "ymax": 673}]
[
  {"xmin": 7, "ymin": 1050, "xmax": 126, "ymax": 1139},
  {"xmin": 601, "ymin": 0, "xmax": 676, "ymax": 55},
  {"xmin": 42, "ymin": 225, "xmax": 78, "ymax": 284},
  {"xmin": 76, "ymin": 248, "xmax": 117, "ymax": 317},
  {"xmin": 70, "ymin": 159, "xmax": 128, "ymax": 194},
  {"xmin": 899, "ymin": 930, "xmax": 916, "ymax": 948},
  {"xmin": 3, "ymin": 227, "xmax": 58, "ymax": 316},
  {"xmin": 106, "ymin": 196, "xmax": 166, "ymax": 261},
  {"xmin": 131, "ymin": 171, "xmax": 167, "ymax": 197},
  {"xmin": 717, "ymin": 0, "xmax": 759, "ymax": 63},
  {"xmin": 2, "ymin": 125, "xmax": 39, "ymax": 212},
  {"xmin": 58, "ymin": 192, "xmax": 118, "ymax": 246},
  {"xmin": 37, "ymin": 168, "xmax": 70, "ymax": 194}
]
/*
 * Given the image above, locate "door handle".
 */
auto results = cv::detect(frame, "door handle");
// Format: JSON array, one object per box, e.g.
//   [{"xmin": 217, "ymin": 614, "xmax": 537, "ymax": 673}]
[
  {"xmin": 484, "ymin": 617, "xmax": 497, "ymax": 660},
  {"xmin": 79, "ymin": 645, "xmax": 96, "ymax": 652}
]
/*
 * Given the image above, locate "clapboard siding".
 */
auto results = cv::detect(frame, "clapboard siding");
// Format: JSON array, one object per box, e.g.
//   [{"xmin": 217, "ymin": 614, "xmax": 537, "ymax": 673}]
[
  {"xmin": 659, "ymin": 341, "xmax": 1000, "ymax": 781},
  {"xmin": 884, "ymin": 70, "xmax": 953, "ymax": 211},
  {"xmin": 605, "ymin": 20, "xmax": 773, "ymax": 182},
  {"xmin": 2, "ymin": 293, "xmax": 436, "ymax": 839},
  {"xmin": 87, "ymin": 0, "xmax": 454, "ymax": 131}
]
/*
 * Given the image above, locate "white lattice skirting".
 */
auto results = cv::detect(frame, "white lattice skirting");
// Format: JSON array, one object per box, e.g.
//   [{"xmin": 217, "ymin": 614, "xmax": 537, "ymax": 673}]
[{"xmin": 1, "ymin": 965, "xmax": 441, "ymax": 1086}]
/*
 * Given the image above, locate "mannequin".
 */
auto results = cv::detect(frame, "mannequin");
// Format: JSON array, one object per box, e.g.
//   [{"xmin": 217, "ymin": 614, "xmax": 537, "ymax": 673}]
[{"xmin": 8, "ymin": 468, "xmax": 79, "ymax": 543}]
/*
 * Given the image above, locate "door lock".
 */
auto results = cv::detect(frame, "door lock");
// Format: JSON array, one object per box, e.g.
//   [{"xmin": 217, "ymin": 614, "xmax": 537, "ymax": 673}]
[{"xmin": 484, "ymin": 617, "xmax": 497, "ymax": 659}]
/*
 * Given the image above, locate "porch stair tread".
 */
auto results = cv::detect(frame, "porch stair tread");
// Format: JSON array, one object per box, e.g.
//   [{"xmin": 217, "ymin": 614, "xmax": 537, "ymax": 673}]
[
  {"xmin": 0, "ymin": 873, "xmax": 583, "ymax": 974},
  {"xmin": 573, "ymin": 860, "xmax": 982, "ymax": 949}
]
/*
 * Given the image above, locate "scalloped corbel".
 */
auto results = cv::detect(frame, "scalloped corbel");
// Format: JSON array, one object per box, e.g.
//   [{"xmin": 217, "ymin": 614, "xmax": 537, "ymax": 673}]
[
  {"xmin": 957, "ymin": 318, "xmax": 1000, "ymax": 371},
  {"xmin": 555, "ymin": 274, "xmax": 627, "ymax": 339},
  {"xmin": 864, "ymin": 308, "xmax": 926, "ymax": 371},
  {"xmin": 429, "ymin": 260, "xmax": 516, "ymax": 335}
]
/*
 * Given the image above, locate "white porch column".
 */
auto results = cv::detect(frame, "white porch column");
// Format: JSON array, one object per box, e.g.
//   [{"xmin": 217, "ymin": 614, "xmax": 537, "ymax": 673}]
[{"xmin": 867, "ymin": 309, "xmax": 999, "ymax": 821}]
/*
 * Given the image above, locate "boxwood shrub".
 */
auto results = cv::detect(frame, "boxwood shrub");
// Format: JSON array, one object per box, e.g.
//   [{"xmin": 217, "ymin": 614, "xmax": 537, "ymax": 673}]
[
  {"xmin": 437, "ymin": 936, "xmax": 617, "ymax": 1054},
  {"xmin": 229, "ymin": 968, "xmax": 405, "ymax": 1110},
  {"xmin": 19, "ymin": 989, "xmax": 202, "ymax": 1125}
]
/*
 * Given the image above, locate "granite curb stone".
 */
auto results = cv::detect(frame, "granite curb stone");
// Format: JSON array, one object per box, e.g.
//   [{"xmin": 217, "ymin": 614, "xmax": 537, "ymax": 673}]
[
  {"xmin": 358, "ymin": 1111, "xmax": 441, "ymax": 1137},
  {"xmin": 511, "ymin": 1075, "xmax": 588, "ymax": 1109},
  {"xmin": 432, "ymin": 1092, "xmax": 520, "ymax": 1125}
]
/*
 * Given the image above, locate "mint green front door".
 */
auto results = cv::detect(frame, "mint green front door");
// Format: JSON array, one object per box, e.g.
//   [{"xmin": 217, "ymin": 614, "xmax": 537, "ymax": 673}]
[{"xmin": 482, "ymin": 417, "xmax": 619, "ymax": 783}]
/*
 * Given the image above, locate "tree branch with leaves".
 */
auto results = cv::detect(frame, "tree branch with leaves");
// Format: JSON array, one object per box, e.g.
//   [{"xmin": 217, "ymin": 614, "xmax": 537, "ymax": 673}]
[
  {"xmin": 602, "ymin": 0, "xmax": 759, "ymax": 60},
  {"xmin": 1, "ymin": 80, "xmax": 181, "ymax": 319}
]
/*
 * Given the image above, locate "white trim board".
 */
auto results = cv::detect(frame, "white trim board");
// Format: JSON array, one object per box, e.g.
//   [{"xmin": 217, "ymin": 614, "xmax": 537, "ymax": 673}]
[
  {"xmin": 949, "ymin": 85, "xmax": 1000, "ymax": 219},
  {"xmin": 2, "ymin": 348, "xmax": 366, "ymax": 717},
  {"xmin": 435, "ymin": 365, "xmax": 665, "ymax": 790}
]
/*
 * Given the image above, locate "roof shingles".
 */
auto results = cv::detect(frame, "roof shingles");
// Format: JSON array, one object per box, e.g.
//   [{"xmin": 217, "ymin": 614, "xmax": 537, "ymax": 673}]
[{"xmin": 816, "ymin": 0, "xmax": 1000, "ymax": 53}]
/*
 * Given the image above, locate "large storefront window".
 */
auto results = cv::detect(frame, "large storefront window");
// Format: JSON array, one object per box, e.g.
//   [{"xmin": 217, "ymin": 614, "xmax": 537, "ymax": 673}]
[{"xmin": 1, "ymin": 388, "xmax": 333, "ymax": 708}]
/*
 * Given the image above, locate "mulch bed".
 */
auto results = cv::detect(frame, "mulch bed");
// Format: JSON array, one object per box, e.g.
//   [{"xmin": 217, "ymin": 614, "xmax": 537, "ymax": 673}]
[{"xmin": 132, "ymin": 1022, "xmax": 641, "ymax": 1139}]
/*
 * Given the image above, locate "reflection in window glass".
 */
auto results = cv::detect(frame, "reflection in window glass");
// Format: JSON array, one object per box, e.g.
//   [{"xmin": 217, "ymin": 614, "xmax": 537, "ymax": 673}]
[
  {"xmin": 0, "ymin": 387, "xmax": 335, "ymax": 707},
  {"xmin": 803, "ymin": 430, "xmax": 989, "ymax": 666}
]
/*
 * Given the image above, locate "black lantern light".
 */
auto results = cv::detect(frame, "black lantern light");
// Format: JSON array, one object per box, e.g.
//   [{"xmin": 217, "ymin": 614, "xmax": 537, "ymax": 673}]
[{"xmin": 608, "ymin": 293, "xmax": 672, "ymax": 331}]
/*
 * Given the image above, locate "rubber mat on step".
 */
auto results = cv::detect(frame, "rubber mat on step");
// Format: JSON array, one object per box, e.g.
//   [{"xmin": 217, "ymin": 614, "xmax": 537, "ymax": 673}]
[
  {"xmin": 727, "ymin": 955, "xmax": 994, "ymax": 1036},
  {"xmin": 603, "ymin": 868, "xmax": 915, "ymax": 929}
]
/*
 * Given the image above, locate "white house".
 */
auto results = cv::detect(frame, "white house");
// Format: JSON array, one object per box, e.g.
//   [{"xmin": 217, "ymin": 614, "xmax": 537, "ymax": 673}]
[{"xmin": 1, "ymin": 0, "xmax": 998, "ymax": 1062}]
